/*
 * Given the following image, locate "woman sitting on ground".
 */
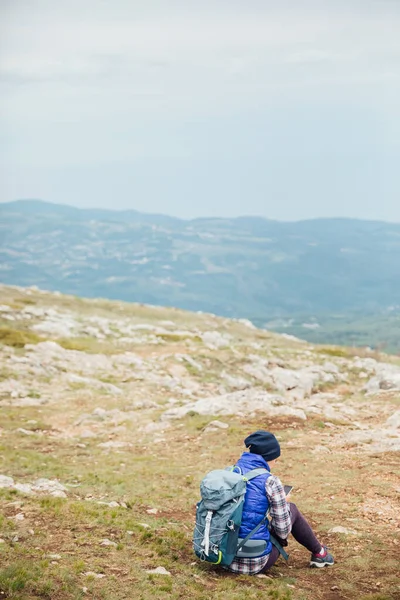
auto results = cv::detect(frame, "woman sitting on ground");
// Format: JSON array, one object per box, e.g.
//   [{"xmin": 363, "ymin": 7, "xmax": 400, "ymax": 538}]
[{"xmin": 227, "ymin": 430, "xmax": 334, "ymax": 574}]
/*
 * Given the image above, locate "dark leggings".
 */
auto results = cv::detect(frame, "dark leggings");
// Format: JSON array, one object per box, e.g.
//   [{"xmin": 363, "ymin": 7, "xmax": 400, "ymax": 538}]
[{"xmin": 263, "ymin": 503, "xmax": 322, "ymax": 570}]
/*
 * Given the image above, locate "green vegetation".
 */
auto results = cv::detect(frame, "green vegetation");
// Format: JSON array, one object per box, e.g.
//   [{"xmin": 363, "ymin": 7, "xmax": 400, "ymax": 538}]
[
  {"xmin": 0, "ymin": 285, "xmax": 399, "ymax": 599},
  {"xmin": 155, "ymin": 332, "xmax": 202, "ymax": 343},
  {"xmin": 57, "ymin": 336, "xmax": 121, "ymax": 355},
  {"xmin": 0, "ymin": 409, "xmax": 399, "ymax": 599},
  {"xmin": 0, "ymin": 326, "xmax": 43, "ymax": 348}
]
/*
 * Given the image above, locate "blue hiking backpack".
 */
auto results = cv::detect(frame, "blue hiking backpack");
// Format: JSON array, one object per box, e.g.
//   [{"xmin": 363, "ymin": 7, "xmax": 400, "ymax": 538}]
[{"xmin": 193, "ymin": 467, "xmax": 269, "ymax": 566}]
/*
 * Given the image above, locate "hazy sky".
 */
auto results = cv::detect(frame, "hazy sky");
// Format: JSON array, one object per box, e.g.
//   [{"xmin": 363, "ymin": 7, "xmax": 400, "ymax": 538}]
[{"xmin": 1, "ymin": 0, "xmax": 399, "ymax": 220}]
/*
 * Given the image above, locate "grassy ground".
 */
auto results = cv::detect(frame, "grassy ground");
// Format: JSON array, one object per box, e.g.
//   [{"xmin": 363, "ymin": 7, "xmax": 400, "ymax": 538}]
[
  {"xmin": 1, "ymin": 409, "xmax": 399, "ymax": 600},
  {"xmin": 0, "ymin": 286, "xmax": 399, "ymax": 600}
]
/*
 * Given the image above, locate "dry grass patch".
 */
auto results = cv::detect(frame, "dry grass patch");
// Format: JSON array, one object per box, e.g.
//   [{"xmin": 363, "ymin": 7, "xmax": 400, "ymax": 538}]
[
  {"xmin": 2, "ymin": 412, "xmax": 399, "ymax": 599},
  {"xmin": 0, "ymin": 325, "xmax": 44, "ymax": 348}
]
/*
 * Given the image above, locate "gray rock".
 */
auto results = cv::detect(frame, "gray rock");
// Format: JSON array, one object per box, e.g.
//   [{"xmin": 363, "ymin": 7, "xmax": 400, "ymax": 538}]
[
  {"xmin": 268, "ymin": 405, "xmax": 307, "ymax": 420},
  {"xmin": 242, "ymin": 364, "xmax": 271, "ymax": 384},
  {"xmin": 130, "ymin": 399, "xmax": 160, "ymax": 409},
  {"xmin": 203, "ymin": 420, "xmax": 229, "ymax": 432},
  {"xmin": 328, "ymin": 526, "xmax": 357, "ymax": 535},
  {"xmin": 270, "ymin": 366, "xmax": 315, "ymax": 399},
  {"xmin": 0, "ymin": 476, "xmax": 67, "ymax": 497},
  {"xmin": 0, "ymin": 475, "xmax": 14, "ymax": 488},
  {"xmin": 0, "ymin": 379, "xmax": 30, "ymax": 399},
  {"xmin": 201, "ymin": 331, "xmax": 231, "ymax": 349},
  {"xmin": 98, "ymin": 441, "xmax": 131, "ymax": 449},
  {"xmin": 280, "ymin": 333, "xmax": 304, "ymax": 343},
  {"xmin": 178, "ymin": 354, "xmax": 203, "ymax": 371},
  {"xmin": 321, "ymin": 362, "xmax": 339, "ymax": 373},
  {"xmin": 222, "ymin": 372, "xmax": 251, "ymax": 390},
  {"xmin": 236, "ymin": 318, "xmax": 256, "ymax": 329},
  {"xmin": 100, "ymin": 538, "xmax": 117, "ymax": 547},
  {"xmin": 92, "ymin": 407, "xmax": 108, "ymax": 418},
  {"xmin": 17, "ymin": 428, "xmax": 36, "ymax": 436},
  {"xmin": 162, "ymin": 389, "xmax": 307, "ymax": 420},
  {"xmin": 113, "ymin": 352, "xmax": 144, "ymax": 367},
  {"xmin": 32, "ymin": 478, "xmax": 67, "ymax": 497},
  {"xmin": 32, "ymin": 320, "xmax": 74, "ymax": 338},
  {"xmin": 97, "ymin": 500, "xmax": 121, "ymax": 508},
  {"xmin": 0, "ymin": 396, "xmax": 45, "ymax": 408},
  {"xmin": 65, "ymin": 374, "xmax": 122, "ymax": 395},
  {"xmin": 364, "ymin": 375, "xmax": 400, "ymax": 394},
  {"xmin": 353, "ymin": 357, "xmax": 378, "ymax": 372},
  {"xmin": 386, "ymin": 410, "xmax": 400, "ymax": 429},
  {"xmin": 312, "ymin": 445, "xmax": 331, "ymax": 454},
  {"xmin": 146, "ymin": 567, "xmax": 171, "ymax": 576},
  {"xmin": 143, "ymin": 422, "xmax": 170, "ymax": 433},
  {"xmin": 333, "ymin": 428, "xmax": 400, "ymax": 454},
  {"xmin": 242, "ymin": 362, "xmax": 339, "ymax": 400},
  {"xmin": 14, "ymin": 483, "xmax": 34, "ymax": 494},
  {"xmin": 80, "ymin": 429, "xmax": 97, "ymax": 439},
  {"xmin": 361, "ymin": 361, "xmax": 400, "ymax": 394},
  {"xmin": 21, "ymin": 306, "xmax": 47, "ymax": 317}
]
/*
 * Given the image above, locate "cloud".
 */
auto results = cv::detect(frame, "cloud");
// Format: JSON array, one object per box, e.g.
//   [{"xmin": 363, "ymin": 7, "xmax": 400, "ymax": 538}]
[
  {"xmin": 1, "ymin": 1, "xmax": 398, "ymax": 121},
  {"xmin": 1, "ymin": 1, "xmax": 399, "ymax": 85},
  {"xmin": 0, "ymin": 0, "xmax": 399, "ymax": 220}
]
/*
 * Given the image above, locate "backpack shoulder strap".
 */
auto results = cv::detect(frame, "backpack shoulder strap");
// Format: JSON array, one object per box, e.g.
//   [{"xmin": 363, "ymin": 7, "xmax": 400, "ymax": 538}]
[
  {"xmin": 270, "ymin": 534, "xmax": 289, "ymax": 561},
  {"xmin": 242, "ymin": 468, "xmax": 268, "ymax": 481},
  {"xmin": 236, "ymin": 515, "xmax": 268, "ymax": 553}
]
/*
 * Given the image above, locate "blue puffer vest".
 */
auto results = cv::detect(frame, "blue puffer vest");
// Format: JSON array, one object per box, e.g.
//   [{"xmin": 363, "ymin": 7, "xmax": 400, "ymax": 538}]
[{"xmin": 235, "ymin": 452, "xmax": 272, "ymax": 557}]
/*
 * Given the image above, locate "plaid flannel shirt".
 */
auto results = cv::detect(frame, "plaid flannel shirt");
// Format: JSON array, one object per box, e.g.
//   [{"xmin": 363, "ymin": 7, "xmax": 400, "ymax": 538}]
[{"xmin": 227, "ymin": 474, "xmax": 291, "ymax": 575}]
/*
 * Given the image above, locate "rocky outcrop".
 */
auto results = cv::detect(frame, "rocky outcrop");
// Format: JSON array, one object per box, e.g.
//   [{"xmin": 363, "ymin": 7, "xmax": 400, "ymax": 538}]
[
  {"xmin": 0, "ymin": 475, "xmax": 68, "ymax": 497},
  {"xmin": 354, "ymin": 358, "xmax": 400, "ymax": 394},
  {"xmin": 162, "ymin": 389, "xmax": 307, "ymax": 420},
  {"xmin": 0, "ymin": 285, "xmax": 399, "ymax": 455}
]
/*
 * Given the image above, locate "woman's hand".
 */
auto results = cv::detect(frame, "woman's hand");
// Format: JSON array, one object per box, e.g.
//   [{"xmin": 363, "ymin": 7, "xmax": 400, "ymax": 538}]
[{"xmin": 285, "ymin": 493, "xmax": 292, "ymax": 503}]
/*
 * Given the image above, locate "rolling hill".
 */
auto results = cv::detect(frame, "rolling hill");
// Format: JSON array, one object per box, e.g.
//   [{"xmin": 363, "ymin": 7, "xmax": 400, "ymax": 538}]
[{"xmin": 1, "ymin": 199, "xmax": 399, "ymax": 351}]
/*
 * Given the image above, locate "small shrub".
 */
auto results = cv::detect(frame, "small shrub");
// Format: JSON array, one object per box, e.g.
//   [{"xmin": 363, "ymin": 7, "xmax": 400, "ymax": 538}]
[
  {"xmin": 40, "ymin": 497, "xmax": 65, "ymax": 512},
  {"xmin": 316, "ymin": 347, "xmax": 350, "ymax": 358},
  {"xmin": 0, "ymin": 368, "xmax": 13, "ymax": 381},
  {"xmin": 0, "ymin": 326, "xmax": 43, "ymax": 348},
  {"xmin": 16, "ymin": 297, "xmax": 36, "ymax": 305},
  {"xmin": 155, "ymin": 333, "xmax": 192, "ymax": 342},
  {"xmin": 57, "ymin": 336, "xmax": 118, "ymax": 354},
  {"xmin": 0, "ymin": 563, "xmax": 42, "ymax": 595},
  {"xmin": 58, "ymin": 337, "xmax": 98, "ymax": 352},
  {"xmin": 186, "ymin": 410, "xmax": 199, "ymax": 417}
]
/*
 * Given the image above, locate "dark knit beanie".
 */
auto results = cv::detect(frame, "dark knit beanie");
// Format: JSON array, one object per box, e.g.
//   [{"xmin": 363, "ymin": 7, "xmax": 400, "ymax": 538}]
[{"xmin": 244, "ymin": 430, "xmax": 281, "ymax": 462}]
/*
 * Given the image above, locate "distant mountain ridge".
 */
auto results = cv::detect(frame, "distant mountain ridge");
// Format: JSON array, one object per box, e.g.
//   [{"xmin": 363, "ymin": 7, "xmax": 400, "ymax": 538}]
[
  {"xmin": 3, "ymin": 198, "xmax": 397, "ymax": 227},
  {"xmin": 1, "ymin": 199, "xmax": 400, "ymax": 350}
]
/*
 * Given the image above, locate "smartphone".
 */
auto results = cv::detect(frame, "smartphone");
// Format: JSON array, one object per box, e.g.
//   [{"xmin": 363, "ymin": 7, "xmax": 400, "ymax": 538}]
[{"xmin": 284, "ymin": 485, "xmax": 293, "ymax": 496}]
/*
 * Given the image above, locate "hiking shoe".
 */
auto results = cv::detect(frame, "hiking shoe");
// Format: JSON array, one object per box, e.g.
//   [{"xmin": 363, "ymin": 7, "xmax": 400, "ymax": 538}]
[{"xmin": 310, "ymin": 546, "xmax": 334, "ymax": 568}]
